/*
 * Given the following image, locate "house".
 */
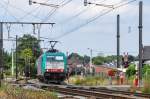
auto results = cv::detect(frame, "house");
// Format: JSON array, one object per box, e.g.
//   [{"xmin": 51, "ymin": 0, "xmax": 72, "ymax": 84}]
[{"xmin": 143, "ymin": 46, "xmax": 150, "ymax": 65}]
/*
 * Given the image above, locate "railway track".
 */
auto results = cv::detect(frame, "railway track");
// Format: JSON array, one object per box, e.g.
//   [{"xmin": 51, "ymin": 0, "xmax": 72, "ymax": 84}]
[
  {"xmin": 47, "ymin": 86, "xmax": 149, "ymax": 99},
  {"xmin": 10, "ymin": 79, "xmax": 150, "ymax": 99},
  {"xmin": 88, "ymin": 87, "xmax": 150, "ymax": 98}
]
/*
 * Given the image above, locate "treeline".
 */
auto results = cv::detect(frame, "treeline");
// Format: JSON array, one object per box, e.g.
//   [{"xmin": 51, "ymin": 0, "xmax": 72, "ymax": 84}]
[{"xmin": 3, "ymin": 34, "xmax": 138, "ymax": 77}]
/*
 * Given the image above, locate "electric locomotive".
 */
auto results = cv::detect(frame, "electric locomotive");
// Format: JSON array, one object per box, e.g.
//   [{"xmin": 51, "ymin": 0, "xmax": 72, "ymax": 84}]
[{"xmin": 36, "ymin": 41, "xmax": 68, "ymax": 83}]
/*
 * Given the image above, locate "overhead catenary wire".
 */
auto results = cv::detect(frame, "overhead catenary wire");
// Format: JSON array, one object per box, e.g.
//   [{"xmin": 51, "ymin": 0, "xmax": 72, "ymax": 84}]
[
  {"xmin": 60, "ymin": 0, "xmax": 108, "ymax": 24},
  {"xmin": 53, "ymin": 0, "xmax": 137, "ymax": 39},
  {"xmin": 19, "ymin": 0, "xmax": 51, "ymax": 21},
  {"xmin": 62, "ymin": 0, "xmax": 127, "ymax": 24},
  {"xmin": 2, "ymin": 0, "xmax": 10, "ymax": 21},
  {"xmin": 41, "ymin": 0, "xmax": 73, "ymax": 23},
  {"xmin": 47, "ymin": 0, "xmax": 128, "ymax": 39},
  {"xmin": 0, "ymin": 0, "xmax": 46, "ymax": 21},
  {"xmin": 0, "ymin": 2, "xmax": 20, "ymax": 22}
]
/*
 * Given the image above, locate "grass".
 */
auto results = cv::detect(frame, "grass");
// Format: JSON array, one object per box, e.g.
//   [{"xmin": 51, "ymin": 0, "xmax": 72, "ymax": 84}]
[
  {"xmin": 0, "ymin": 83, "xmax": 58, "ymax": 99},
  {"xmin": 68, "ymin": 75, "xmax": 109, "ymax": 86},
  {"xmin": 142, "ymin": 76, "xmax": 150, "ymax": 94}
]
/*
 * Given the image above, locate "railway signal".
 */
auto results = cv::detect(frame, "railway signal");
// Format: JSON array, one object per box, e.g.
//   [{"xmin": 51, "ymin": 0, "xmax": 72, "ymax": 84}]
[{"xmin": 122, "ymin": 52, "xmax": 129, "ymax": 68}]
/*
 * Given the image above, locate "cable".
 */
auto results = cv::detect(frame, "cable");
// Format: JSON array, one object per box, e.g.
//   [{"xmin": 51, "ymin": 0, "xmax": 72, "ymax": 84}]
[
  {"xmin": 1, "ymin": 0, "xmax": 45, "ymax": 21},
  {"xmin": 53, "ymin": 0, "xmax": 137, "ymax": 39},
  {"xmin": 20, "ymin": 0, "xmax": 49, "ymax": 19},
  {"xmin": 41, "ymin": 0, "xmax": 73, "ymax": 23},
  {"xmin": 2, "ymin": 0, "xmax": 10, "ymax": 21},
  {"xmin": 54, "ymin": 0, "xmax": 128, "ymax": 39},
  {"xmin": 60, "ymin": 0, "xmax": 108, "ymax": 24},
  {"xmin": 0, "ymin": 2, "xmax": 20, "ymax": 22}
]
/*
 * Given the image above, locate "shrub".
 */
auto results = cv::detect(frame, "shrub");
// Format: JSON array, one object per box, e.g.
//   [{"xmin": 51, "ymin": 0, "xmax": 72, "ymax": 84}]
[
  {"xmin": 142, "ymin": 76, "xmax": 150, "ymax": 93},
  {"xmin": 0, "ymin": 84, "xmax": 58, "ymax": 99},
  {"xmin": 126, "ymin": 64, "xmax": 136, "ymax": 77}
]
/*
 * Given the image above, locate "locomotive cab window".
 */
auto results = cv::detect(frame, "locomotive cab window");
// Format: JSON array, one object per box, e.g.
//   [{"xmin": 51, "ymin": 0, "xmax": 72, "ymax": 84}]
[{"xmin": 46, "ymin": 56, "xmax": 64, "ymax": 69}]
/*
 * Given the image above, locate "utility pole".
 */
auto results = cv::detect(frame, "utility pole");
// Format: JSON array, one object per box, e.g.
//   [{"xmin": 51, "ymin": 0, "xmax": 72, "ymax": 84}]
[
  {"xmin": 11, "ymin": 48, "xmax": 14, "ymax": 76},
  {"xmin": 16, "ymin": 35, "xmax": 18, "ymax": 80},
  {"xmin": 87, "ymin": 48, "xmax": 93, "ymax": 73},
  {"xmin": 138, "ymin": 1, "xmax": 143, "ymax": 87},
  {"xmin": 90, "ymin": 49, "xmax": 93, "ymax": 68},
  {"xmin": 0, "ymin": 21, "xmax": 55, "ymax": 81},
  {"xmin": 117, "ymin": 15, "xmax": 120, "ymax": 69},
  {"xmin": 0, "ymin": 22, "xmax": 3, "ymax": 87},
  {"xmin": 117, "ymin": 15, "xmax": 120, "ymax": 85}
]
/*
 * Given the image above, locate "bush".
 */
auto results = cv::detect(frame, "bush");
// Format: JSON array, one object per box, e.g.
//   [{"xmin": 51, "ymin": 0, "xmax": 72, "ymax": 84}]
[
  {"xmin": 72, "ymin": 75, "xmax": 107, "ymax": 86},
  {"xmin": 0, "ymin": 84, "xmax": 58, "ymax": 99},
  {"xmin": 142, "ymin": 77, "xmax": 150, "ymax": 93},
  {"xmin": 126, "ymin": 64, "xmax": 136, "ymax": 77}
]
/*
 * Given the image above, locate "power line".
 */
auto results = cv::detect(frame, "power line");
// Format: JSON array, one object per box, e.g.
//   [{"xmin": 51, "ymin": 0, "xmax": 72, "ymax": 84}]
[
  {"xmin": 52, "ymin": 0, "xmax": 128, "ymax": 39},
  {"xmin": 53, "ymin": 0, "xmax": 137, "ymax": 39},
  {"xmin": 2, "ymin": 0, "xmax": 10, "ymax": 21},
  {"xmin": 19, "ymin": 0, "xmax": 51, "ymax": 20},
  {"xmin": 0, "ymin": 2, "xmax": 20, "ymax": 22},
  {"xmin": 1, "ymin": 0, "xmax": 44, "ymax": 21},
  {"xmin": 60, "ymin": 0, "xmax": 110, "ymax": 25},
  {"xmin": 41, "ymin": 0, "xmax": 73, "ymax": 23}
]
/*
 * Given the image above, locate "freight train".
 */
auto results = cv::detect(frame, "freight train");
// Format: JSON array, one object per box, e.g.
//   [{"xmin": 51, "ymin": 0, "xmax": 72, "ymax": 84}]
[{"xmin": 36, "ymin": 41, "xmax": 68, "ymax": 83}]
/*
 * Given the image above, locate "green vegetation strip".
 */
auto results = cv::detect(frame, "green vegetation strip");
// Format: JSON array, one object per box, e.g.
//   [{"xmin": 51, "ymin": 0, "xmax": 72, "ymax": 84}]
[{"xmin": 0, "ymin": 84, "xmax": 58, "ymax": 99}]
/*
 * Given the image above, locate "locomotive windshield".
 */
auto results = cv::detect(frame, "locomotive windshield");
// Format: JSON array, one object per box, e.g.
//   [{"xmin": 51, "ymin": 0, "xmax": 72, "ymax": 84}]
[{"xmin": 46, "ymin": 56, "xmax": 64, "ymax": 69}]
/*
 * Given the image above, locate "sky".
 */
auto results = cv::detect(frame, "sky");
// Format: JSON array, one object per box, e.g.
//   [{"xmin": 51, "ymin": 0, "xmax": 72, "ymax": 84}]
[{"xmin": 0, "ymin": 0, "xmax": 149, "ymax": 57}]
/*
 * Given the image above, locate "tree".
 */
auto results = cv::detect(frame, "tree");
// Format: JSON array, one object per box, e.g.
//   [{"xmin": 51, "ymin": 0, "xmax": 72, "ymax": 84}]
[
  {"xmin": 68, "ymin": 53, "xmax": 84, "ymax": 64},
  {"xmin": 126, "ymin": 64, "xmax": 136, "ymax": 77},
  {"xmin": 92, "ymin": 56, "xmax": 105, "ymax": 65},
  {"xmin": 83, "ymin": 55, "xmax": 90, "ymax": 65},
  {"xmin": 3, "ymin": 51, "xmax": 11, "ymax": 69},
  {"xmin": 92, "ymin": 55, "xmax": 118, "ymax": 65},
  {"xmin": 128, "ymin": 55, "xmax": 136, "ymax": 62},
  {"xmin": 16, "ymin": 34, "xmax": 41, "ymax": 77},
  {"xmin": 142, "ymin": 64, "xmax": 150, "ymax": 76},
  {"xmin": 20, "ymin": 48, "xmax": 33, "ymax": 60}
]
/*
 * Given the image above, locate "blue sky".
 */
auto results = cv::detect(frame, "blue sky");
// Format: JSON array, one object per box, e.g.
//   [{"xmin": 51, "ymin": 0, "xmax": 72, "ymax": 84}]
[{"xmin": 0, "ymin": 0, "xmax": 149, "ymax": 56}]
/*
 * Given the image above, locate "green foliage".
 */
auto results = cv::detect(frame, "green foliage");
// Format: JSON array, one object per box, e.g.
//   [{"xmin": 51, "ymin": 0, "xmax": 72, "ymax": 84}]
[
  {"xmin": 92, "ymin": 55, "xmax": 118, "ymax": 65},
  {"xmin": 142, "ymin": 64, "xmax": 150, "ymax": 76},
  {"xmin": 92, "ymin": 55, "xmax": 136, "ymax": 65},
  {"xmin": 128, "ymin": 55, "xmax": 136, "ymax": 62},
  {"xmin": 16, "ymin": 34, "xmax": 42, "ymax": 77},
  {"xmin": 3, "ymin": 51, "xmax": 11, "ymax": 69},
  {"xmin": 20, "ymin": 48, "xmax": 33, "ymax": 60},
  {"xmin": 68, "ymin": 53, "xmax": 90, "ymax": 65},
  {"xmin": 126, "ymin": 64, "xmax": 136, "ymax": 77},
  {"xmin": 92, "ymin": 56, "xmax": 105, "ymax": 65},
  {"xmin": 73, "ymin": 75, "xmax": 107, "ymax": 86},
  {"xmin": 0, "ymin": 84, "xmax": 58, "ymax": 99},
  {"xmin": 142, "ymin": 77, "xmax": 150, "ymax": 93}
]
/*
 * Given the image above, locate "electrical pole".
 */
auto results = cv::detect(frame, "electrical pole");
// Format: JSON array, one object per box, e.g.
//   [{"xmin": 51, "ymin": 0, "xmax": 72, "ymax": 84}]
[
  {"xmin": 87, "ymin": 48, "xmax": 93, "ymax": 73},
  {"xmin": 117, "ymin": 15, "xmax": 120, "ymax": 85},
  {"xmin": 138, "ymin": 1, "xmax": 143, "ymax": 87},
  {"xmin": 16, "ymin": 35, "xmax": 18, "ymax": 80},
  {"xmin": 0, "ymin": 22, "xmax": 3, "ymax": 87},
  {"xmin": 117, "ymin": 15, "xmax": 120, "ymax": 69},
  {"xmin": 90, "ymin": 49, "xmax": 93, "ymax": 68},
  {"xmin": 11, "ymin": 48, "xmax": 14, "ymax": 76},
  {"xmin": 0, "ymin": 21, "xmax": 55, "ymax": 82}
]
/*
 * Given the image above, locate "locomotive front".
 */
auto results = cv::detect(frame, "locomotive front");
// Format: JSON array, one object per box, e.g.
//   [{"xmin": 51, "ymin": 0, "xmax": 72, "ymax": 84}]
[{"xmin": 43, "ymin": 52, "xmax": 67, "ymax": 83}]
